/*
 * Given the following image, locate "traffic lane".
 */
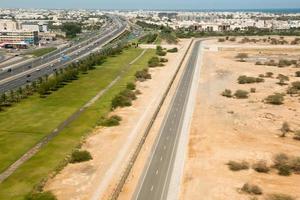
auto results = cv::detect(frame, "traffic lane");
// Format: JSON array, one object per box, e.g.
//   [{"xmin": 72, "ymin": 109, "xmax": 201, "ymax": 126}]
[
  {"xmin": 136, "ymin": 71, "xmax": 192, "ymax": 200},
  {"xmin": 0, "ymin": 24, "xmax": 126, "ymax": 93},
  {"xmin": 0, "ymin": 22, "xmax": 125, "ymax": 85},
  {"xmin": 0, "ymin": 23, "xmax": 117, "ymax": 79},
  {"xmin": 0, "ymin": 29, "xmax": 111, "ymax": 79},
  {"xmin": 135, "ymin": 41, "xmax": 200, "ymax": 200}
]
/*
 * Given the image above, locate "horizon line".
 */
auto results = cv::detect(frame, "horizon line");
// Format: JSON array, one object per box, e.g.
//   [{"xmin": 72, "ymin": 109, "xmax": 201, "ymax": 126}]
[{"xmin": 1, "ymin": 7, "xmax": 300, "ymax": 11}]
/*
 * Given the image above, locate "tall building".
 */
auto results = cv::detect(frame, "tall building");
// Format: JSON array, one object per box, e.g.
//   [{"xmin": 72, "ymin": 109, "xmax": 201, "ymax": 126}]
[
  {"xmin": 0, "ymin": 31, "xmax": 39, "ymax": 45},
  {"xmin": 0, "ymin": 20, "xmax": 20, "ymax": 31},
  {"xmin": 21, "ymin": 22, "xmax": 48, "ymax": 32}
]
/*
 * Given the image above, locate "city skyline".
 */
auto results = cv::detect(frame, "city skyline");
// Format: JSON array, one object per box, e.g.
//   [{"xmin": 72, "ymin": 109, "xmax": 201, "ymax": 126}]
[{"xmin": 1, "ymin": 0, "xmax": 300, "ymax": 10}]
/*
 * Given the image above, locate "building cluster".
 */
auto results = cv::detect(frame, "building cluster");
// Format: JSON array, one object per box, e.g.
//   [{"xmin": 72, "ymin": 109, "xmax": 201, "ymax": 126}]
[
  {"xmin": 116, "ymin": 10, "xmax": 300, "ymax": 32},
  {"xmin": 0, "ymin": 19, "xmax": 45, "ymax": 46},
  {"xmin": 0, "ymin": 8, "xmax": 106, "ymax": 48},
  {"xmin": 1, "ymin": 8, "xmax": 300, "ymax": 48}
]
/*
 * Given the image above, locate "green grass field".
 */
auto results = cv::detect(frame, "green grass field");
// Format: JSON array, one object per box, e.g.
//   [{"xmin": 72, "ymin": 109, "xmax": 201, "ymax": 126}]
[
  {"xmin": 0, "ymin": 47, "xmax": 155, "ymax": 200},
  {"xmin": 27, "ymin": 47, "xmax": 57, "ymax": 57}
]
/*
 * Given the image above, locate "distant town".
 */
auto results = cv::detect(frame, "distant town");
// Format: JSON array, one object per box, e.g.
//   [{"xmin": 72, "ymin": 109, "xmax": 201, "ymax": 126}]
[{"xmin": 1, "ymin": 8, "xmax": 300, "ymax": 49}]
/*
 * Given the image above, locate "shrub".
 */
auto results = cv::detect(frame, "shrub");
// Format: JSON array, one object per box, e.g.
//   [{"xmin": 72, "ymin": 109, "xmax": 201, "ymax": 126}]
[
  {"xmin": 167, "ymin": 47, "xmax": 178, "ymax": 53},
  {"xmin": 255, "ymin": 61, "xmax": 263, "ymax": 65},
  {"xmin": 235, "ymin": 53, "xmax": 248, "ymax": 62},
  {"xmin": 234, "ymin": 90, "xmax": 249, "ymax": 99},
  {"xmin": 111, "ymin": 94, "xmax": 132, "ymax": 109},
  {"xmin": 291, "ymin": 81, "xmax": 300, "ymax": 90},
  {"xmin": 259, "ymin": 74, "xmax": 265, "ymax": 78},
  {"xmin": 252, "ymin": 160, "xmax": 270, "ymax": 173},
  {"xmin": 100, "ymin": 115, "xmax": 122, "ymax": 127},
  {"xmin": 278, "ymin": 59, "xmax": 293, "ymax": 67},
  {"xmin": 120, "ymin": 89, "xmax": 137, "ymax": 100},
  {"xmin": 218, "ymin": 38, "xmax": 225, "ymax": 42},
  {"xmin": 286, "ymin": 87, "xmax": 299, "ymax": 95},
  {"xmin": 156, "ymin": 46, "xmax": 167, "ymax": 56},
  {"xmin": 138, "ymin": 33, "xmax": 158, "ymax": 44},
  {"xmin": 238, "ymin": 75, "xmax": 264, "ymax": 84},
  {"xmin": 221, "ymin": 89, "xmax": 232, "ymax": 98},
  {"xmin": 295, "ymin": 71, "xmax": 300, "ymax": 77},
  {"xmin": 287, "ymin": 82, "xmax": 300, "ymax": 95},
  {"xmin": 278, "ymin": 164, "xmax": 292, "ymax": 176},
  {"xmin": 250, "ymin": 88, "xmax": 256, "ymax": 93},
  {"xmin": 265, "ymin": 194, "xmax": 295, "ymax": 200},
  {"xmin": 111, "ymin": 89, "xmax": 137, "ymax": 109},
  {"xmin": 229, "ymin": 37, "xmax": 236, "ymax": 42},
  {"xmin": 265, "ymin": 93, "xmax": 284, "ymax": 105},
  {"xmin": 241, "ymin": 183, "xmax": 263, "ymax": 195},
  {"xmin": 266, "ymin": 72, "xmax": 274, "ymax": 78},
  {"xmin": 277, "ymin": 74, "xmax": 289, "ymax": 85},
  {"xmin": 273, "ymin": 153, "xmax": 290, "ymax": 169},
  {"xmin": 289, "ymin": 157, "xmax": 300, "ymax": 174},
  {"xmin": 70, "ymin": 150, "xmax": 92, "ymax": 163},
  {"xmin": 280, "ymin": 122, "xmax": 290, "ymax": 137},
  {"xmin": 160, "ymin": 58, "xmax": 168, "ymax": 63},
  {"xmin": 135, "ymin": 89, "xmax": 142, "ymax": 95},
  {"xmin": 135, "ymin": 69, "xmax": 151, "ymax": 81},
  {"xmin": 266, "ymin": 60, "xmax": 278, "ymax": 66},
  {"xmin": 148, "ymin": 56, "xmax": 160, "ymax": 67},
  {"xmin": 227, "ymin": 160, "xmax": 249, "ymax": 171},
  {"xmin": 293, "ymin": 131, "xmax": 300, "ymax": 140},
  {"xmin": 126, "ymin": 82, "xmax": 136, "ymax": 90},
  {"xmin": 25, "ymin": 192, "xmax": 57, "ymax": 200}
]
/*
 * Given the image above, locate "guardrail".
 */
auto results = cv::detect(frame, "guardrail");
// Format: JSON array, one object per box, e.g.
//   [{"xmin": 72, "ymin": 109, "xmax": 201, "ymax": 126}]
[{"xmin": 109, "ymin": 38, "xmax": 194, "ymax": 200}]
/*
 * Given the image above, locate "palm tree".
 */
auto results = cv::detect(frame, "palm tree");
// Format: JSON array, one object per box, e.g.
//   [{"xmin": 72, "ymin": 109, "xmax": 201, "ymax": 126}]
[
  {"xmin": 31, "ymin": 81, "xmax": 37, "ymax": 92},
  {"xmin": 0, "ymin": 93, "xmax": 7, "ymax": 105},
  {"xmin": 38, "ymin": 77, "xmax": 43, "ymax": 84},
  {"xmin": 17, "ymin": 87, "xmax": 23, "ymax": 99},
  {"xmin": 8, "ymin": 90, "xmax": 15, "ymax": 104},
  {"xmin": 25, "ymin": 85, "xmax": 33, "ymax": 96}
]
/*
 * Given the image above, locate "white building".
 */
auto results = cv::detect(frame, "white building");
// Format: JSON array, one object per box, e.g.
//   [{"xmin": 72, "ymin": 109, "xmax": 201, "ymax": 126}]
[
  {"xmin": 0, "ymin": 20, "xmax": 20, "ymax": 31},
  {"xmin": 21, "ymin": 22, "xmax": 48, "ymax": 32}
]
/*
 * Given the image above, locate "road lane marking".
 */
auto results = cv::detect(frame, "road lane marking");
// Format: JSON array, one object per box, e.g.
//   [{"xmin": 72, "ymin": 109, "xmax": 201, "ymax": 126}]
[
  {"xmin": 150, "ymin": 185, "xmax": 154, "ymax": 191},
  {"xmin": 156, "ymin": 169, "xmax": 159, "ymax": 175}
]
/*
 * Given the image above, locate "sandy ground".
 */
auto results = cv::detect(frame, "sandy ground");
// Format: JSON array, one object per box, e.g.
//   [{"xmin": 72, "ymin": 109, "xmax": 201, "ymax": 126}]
[
  {"xmin": 117, "ymin": 40, "xmax": 194, "ymax": 200},
  {"xmin": 44, "ymin": 39, "xmax": 192, "ymax": 200},
  {"xmin": 180, "ymin": 39, "xmax": 300, "ymax": 200}
]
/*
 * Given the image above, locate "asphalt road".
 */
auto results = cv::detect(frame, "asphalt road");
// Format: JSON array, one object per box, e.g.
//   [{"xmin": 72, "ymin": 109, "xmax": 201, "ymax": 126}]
[
  {"xmin": 134, "ymin": 41, "xmax": 201, "ymax": 200},
  {"xmin": 0, "ymin": 15, "xmax": 127, "ymax": 94}
]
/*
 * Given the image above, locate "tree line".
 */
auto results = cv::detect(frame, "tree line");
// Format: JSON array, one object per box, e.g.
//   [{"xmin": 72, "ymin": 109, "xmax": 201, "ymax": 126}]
[{"xmin": 0, "ymin": 44, "xmax": 126, "ymax": 112}]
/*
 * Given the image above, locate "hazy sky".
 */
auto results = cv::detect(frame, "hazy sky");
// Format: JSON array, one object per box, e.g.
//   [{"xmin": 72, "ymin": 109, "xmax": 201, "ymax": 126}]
[{"xmin": 1, "ymin": 0, "xmax": 300, "ymax": 10}]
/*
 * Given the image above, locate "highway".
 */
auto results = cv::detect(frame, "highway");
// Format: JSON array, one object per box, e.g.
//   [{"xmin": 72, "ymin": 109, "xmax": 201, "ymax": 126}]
[
  {"xmin": 0, "ymin": 15, "xmax": 127, "ymax": 94},
  {"xmin": 133, "ymin": 41, "xmax": 201, "ymax": 200}
]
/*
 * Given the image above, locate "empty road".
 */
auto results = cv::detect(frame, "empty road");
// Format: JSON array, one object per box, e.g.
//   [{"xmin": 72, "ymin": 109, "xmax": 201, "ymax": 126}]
[{"xmin": 133, "ymin": 40, "xmax": 201, "ymax": 200}]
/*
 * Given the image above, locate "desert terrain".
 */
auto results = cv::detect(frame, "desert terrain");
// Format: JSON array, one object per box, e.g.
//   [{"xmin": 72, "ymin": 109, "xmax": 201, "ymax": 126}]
[{"xmin": 181, "ymin": 38, "xmax": 300, "ymax": 200}]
